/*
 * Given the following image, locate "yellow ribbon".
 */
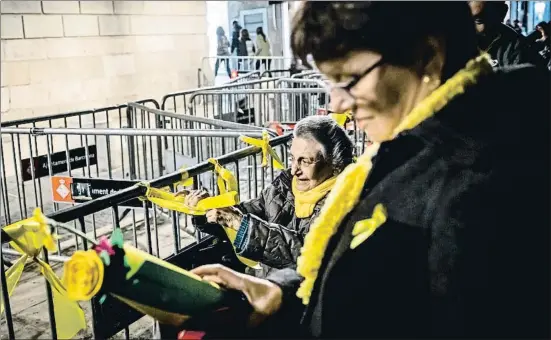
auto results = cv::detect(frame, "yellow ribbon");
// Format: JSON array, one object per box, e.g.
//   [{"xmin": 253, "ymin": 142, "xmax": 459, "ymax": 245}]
[
  {"xmin": 240, "ymin": 130, "xmax": 285, "ymax": 170},
  {"xmin": 1, "ymin": 208, "xmax": 86, "ymax": 339},
  {"xmin": 329, "ymin": 111, "xmax": 353, "ymax": 127},
  {"xmin": 140, "ymin": 160, "xmax": 259, "ymax": 268},
  {"xmin": 350, "ymin": 204, "xmax": 387, "ymax": 250}
]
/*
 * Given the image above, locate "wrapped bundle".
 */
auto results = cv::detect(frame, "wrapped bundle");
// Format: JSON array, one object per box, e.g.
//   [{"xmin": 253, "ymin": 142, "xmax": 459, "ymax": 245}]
[{"xmin": 63, "ymin": 229, "xmax": 247, "ymax": 327}]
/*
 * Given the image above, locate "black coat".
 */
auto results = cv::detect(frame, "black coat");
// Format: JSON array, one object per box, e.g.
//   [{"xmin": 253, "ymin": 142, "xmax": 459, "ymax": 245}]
[
  {"xmin": 486, "ymin": 24, "xmax": 547, "ymax": 69},
  {"xmin": 268, "ymin": 65, "xmax": 551, "ymax": 338}
]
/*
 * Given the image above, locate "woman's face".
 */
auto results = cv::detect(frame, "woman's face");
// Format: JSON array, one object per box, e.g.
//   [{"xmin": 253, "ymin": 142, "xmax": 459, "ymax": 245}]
[
  {"xmin": 290, "ymin": 137, "xmax": 333, "ymax": 191},
  {"xmin": 319, "ymin": 50, "xmax": 433, "ymax": 143}
]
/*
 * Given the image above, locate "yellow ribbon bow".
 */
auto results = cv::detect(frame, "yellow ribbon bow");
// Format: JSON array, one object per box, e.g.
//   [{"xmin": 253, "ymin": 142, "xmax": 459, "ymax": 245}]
[
  {"xmin": 240, "ymin": 131, "xmax": 285, "ymax": 170},
  {"xmin": 329, "ymin": 111, "xmax": 353, "ymax": 127},
  {"xmin": 350, "ymin": 204, "xmax": 387, "ymax": 250},
  {"xmin": 1, "ymin": 208, "xmax": 86, "ymax": 339}
]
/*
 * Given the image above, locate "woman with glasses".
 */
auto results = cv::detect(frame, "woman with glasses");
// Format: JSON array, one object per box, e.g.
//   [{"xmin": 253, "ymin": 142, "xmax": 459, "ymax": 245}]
[
  {"xmin": 185, "ymin": 115, "xmax": 354, "ymax": 278},
  {"xmin": 190, "ymin": 2, "xmax": 549, "ymax": 338}
]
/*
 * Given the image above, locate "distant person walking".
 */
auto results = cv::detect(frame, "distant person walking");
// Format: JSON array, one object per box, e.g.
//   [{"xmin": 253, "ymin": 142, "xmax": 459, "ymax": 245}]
[
  {"xmin": 237, "ymin": 28, "xmax": 255, "ymax": 72},
  {"xmin": 214, "ymin": 26, "xmax": 231, "ymax": 77},
  {"xmin": 255, "ymin": 27, "xmax": 272, "ymax": 71},
  {"xmin": 230, "ymin": 21, "xmax": 241, "ymax": 55}
]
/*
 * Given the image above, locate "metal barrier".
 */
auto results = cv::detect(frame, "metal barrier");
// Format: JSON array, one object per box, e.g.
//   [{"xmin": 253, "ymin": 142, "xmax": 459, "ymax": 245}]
[
  {"xmin": 160, "ymin": 77, "xmax": 282, "ymax": 113},
  {"xmin": 186, "ymin": 88, "xmax": 330, "ymax": 125},
  {"xmin": 1, "ymin": 132, "xmax": 292, "ymax": 339},
  {"xmin": 201, "ymin": 56, "xmax": 294, "ymax": 76}
]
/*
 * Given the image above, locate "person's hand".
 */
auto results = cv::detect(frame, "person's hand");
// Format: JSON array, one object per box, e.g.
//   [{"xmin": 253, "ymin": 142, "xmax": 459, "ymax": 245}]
[
  {"xmin": 191, "ymin": 264, "xmax": 283, "ymax": 327},
  {"xmin": 205, "ymin": 207, "xmax": 243, "ymax": 230},
  {"xmin": 175, "ymin": 188, "xmax": 211, "ymax": 208}
]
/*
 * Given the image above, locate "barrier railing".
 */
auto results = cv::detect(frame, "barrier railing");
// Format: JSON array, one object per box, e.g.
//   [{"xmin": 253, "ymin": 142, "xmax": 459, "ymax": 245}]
[
  {"xmin": 186, "ymin": 88, "xmax": 330, "ymax": 125},
  {"xmin": 160, "ymin": 77, "xmax": 281, "ymax": 113},
  {"xmin": 1, "ymin": 132, "xmax": 292, "ymax": 340}
]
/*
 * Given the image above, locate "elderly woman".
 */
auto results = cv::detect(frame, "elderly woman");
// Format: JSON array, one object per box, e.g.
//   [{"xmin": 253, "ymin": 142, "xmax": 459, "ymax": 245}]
[
  {"xmin": 186, "ymin": 115, "xmax": 354, "ymax": 276},
  {"xmin": 190, "ymin": 2, "xmax": 550, "ymax": 338}
]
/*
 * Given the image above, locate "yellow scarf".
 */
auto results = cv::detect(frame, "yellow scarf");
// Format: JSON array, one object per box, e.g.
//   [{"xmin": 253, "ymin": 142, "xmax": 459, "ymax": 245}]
[
  {"xmin": 296, "ymin": 54, "xmax": 494, "ymax": 305},
  {"xmin": 292, "ymin": 176, "xmax": 338, "ymax": 218}
]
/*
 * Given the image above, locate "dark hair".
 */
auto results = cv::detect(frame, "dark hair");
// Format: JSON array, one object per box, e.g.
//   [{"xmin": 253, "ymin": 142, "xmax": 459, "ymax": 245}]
[
  {"xmin": 293, "ymin": 116, "xmax": 354, "ymax": 174},
  {"xmin": 216, "ymin": 26, "xmax": 225, "ymax": 36},
  {"xmin": 291, "ymin": 2, "xmax": 479, "ymax": 81},
  {"xmin": 256, "ymin": 27, "xmax": 267, "ymax": 42},
  {"xmin": 241, "ymin": 28, "xmax": 250, "ymax": 40},
  {"xmin": 536, "ymin": 21, "xmax": 549, "ymax": 36},
  {"xmin": 233, "ymin": 20, "xmax": 238, "ymax": 25}
]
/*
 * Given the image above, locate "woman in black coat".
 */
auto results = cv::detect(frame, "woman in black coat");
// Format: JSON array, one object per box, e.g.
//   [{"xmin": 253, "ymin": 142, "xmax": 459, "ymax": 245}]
[{"xmin": 191, "ymin": 2, "xmax": 550, "ymax": 338}]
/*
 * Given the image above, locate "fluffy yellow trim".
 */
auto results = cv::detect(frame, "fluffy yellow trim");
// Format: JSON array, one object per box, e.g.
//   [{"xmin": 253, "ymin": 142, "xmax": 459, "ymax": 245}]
[{"xmin": 296, "ymin": 54, "xmax": 494, "ymax": 305}]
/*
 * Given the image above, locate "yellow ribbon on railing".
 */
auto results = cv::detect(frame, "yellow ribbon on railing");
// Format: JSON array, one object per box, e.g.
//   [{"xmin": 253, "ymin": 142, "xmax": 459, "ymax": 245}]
[
  {"xmin": 240, "ymin": 131, "xmax": 285, "ymax": 170},
  {"xmin": 329, "ymin": 111, "xmax": 353, "ymax": 127},
  {"xmin": 1, "ymin": 208, "xmax": 86, "ymax": 339},
  {"xmin": 140, "ymin": 160, "xmax": 260, "ymax": 268},
  {"xmin": 350, "ymin": 204, "xmax": 387, "ymax": 250}
]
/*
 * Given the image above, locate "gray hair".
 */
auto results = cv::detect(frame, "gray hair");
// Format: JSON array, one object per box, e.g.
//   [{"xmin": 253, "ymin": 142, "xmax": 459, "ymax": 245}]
[{"xmin": 293, "ymin": 115, "xmax": 354, "ymax": 174}]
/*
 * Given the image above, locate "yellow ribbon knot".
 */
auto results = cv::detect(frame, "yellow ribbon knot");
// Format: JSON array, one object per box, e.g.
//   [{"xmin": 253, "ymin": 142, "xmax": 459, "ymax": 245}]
[
  {"xmin": 350, "ymin": 204, "xmax": 387, "ymax": 250},
  {"xmin": 1, "ymin": 208, "xmax": 86, "ymax": 339},
  {"xmin": 240, "ymin": 131, "xmax": 285, "ymax": 170}
]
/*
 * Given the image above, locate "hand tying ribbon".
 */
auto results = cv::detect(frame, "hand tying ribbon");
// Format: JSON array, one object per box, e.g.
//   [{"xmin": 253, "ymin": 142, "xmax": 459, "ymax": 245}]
[
  {"xmin": 350, "ymin": 204, "xmax": 387, "ymax": 250},
  {"xmin": 240, "ymin": 130, "xmax": 285, "ymax": 170},
  {"xmin": 1, "ymin": 208, "xmax": 86, "ymax": 339}
]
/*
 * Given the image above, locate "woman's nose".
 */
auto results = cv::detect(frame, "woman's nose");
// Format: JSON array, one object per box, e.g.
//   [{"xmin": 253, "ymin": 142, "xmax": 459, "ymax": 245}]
[
  {"xmin": 290, "ymin": 161, "xmax": 300, "ymax": 176},
  {"xmin": 330, "ymin": 88, "xmax": 355, "ymax": 113}
]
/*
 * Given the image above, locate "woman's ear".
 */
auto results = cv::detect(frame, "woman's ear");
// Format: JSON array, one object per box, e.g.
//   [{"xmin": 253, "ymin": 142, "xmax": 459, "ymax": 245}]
[{"xmin": 423, "ymin": 36, "xmax": 446, "ymax": 83}]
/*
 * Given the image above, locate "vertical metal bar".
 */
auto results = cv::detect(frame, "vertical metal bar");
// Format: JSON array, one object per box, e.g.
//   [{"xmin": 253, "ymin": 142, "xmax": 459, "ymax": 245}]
[
  {"xmin": 31, "ymin": 122, "xmax": 44, "ymax": 210},
  {"xmin": 43, "ymin": 250, "xmax": 58, "ymax": 340},
  {"xmin": 0, "ymin": 141, "xmax": 12, "ymax": 225},
  {"xmin": 105, "ymin": 111, "xmax": 113, "ymax": 179},
  {"xmin": 143, "ymin": 201, "xmax": 153, "ymax": 254},
  {"xmin": 14, "ymin": 133, "xmax": 26, "ymax": 219},
  {"xmin": 0, "ymin": 245, "xmax": 16, "ymax": 340}
]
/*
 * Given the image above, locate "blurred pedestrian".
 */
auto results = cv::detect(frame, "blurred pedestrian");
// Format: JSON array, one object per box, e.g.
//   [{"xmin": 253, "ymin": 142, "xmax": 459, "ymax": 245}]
[
  {"xmin": 214, "ymin": 26, "xmax": 231, "ymax": 77},
  {"xmin": 255, "ymin": 27, "xmax": 272, "ymax": 71}
]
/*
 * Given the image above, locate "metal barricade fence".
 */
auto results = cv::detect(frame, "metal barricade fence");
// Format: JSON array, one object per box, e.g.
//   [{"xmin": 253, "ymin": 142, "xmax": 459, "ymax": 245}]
[
  {"xmin": 186, "ymin": 88, "xmax": 330, "ymax": 126},
  {"xmin": 201, "ymin": 56, "xmax": 294, "ymax": 77},
  {"xmin": 161, "ymin": 77, "xmax": 282, "ymax": 113},
  {"xmin": 1, "ymin": 132, "xmax": 291, "ymax": 340}
]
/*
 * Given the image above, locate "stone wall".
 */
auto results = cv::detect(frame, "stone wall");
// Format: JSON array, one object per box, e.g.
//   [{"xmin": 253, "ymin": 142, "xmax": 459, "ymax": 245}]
[{"xmin": 1, "ymin": 0, "xmax": 208, "ymax": 121}]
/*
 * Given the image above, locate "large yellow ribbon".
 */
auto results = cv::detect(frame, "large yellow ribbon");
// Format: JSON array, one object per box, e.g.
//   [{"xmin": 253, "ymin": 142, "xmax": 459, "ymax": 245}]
[
  {"xmin": 1, "ymin": 208, "xmax": 86, "ymax": 339},
  {"xmin": 240, "ymin": 131, "xmax": 285, "ymax": 170}
]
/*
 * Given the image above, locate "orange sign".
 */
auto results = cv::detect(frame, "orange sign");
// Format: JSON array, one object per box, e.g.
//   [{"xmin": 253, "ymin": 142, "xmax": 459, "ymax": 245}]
[{"xmin": 51, "ymin": 176, "xmax": 74, "ymax": 203}]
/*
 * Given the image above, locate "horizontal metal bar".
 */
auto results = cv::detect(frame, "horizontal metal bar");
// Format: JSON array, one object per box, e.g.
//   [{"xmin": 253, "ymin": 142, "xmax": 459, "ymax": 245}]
[
  {"xmin": 162, "ymin": 77, "xmax": 281, "ymax": 99},
  {"xmin": 129, "ymin": 103, "xmax": 277, "ymax": 136},
  {"xmin": 45, "ymin": 133, "xmax": 292, "ymax": 223},
  {"xmin": 291, "ymin": 70, "xmax": 320, "ymax": 78},
  {"xmin": 276, "ymin": 78, "xmax": 326, "ymax": 88},
  {"xmin": 2, "ymin": 127, "xmax": 265, "ymax": 138},
  {"xmin": 1, "ymin": 248, "xmax": 70, "ymax": 263}
]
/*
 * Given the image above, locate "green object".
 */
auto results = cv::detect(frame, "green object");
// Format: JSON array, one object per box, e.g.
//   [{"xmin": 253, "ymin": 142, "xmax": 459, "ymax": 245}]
[
  {"xmin": 99, "ymin": 250, "xmax": 111, "ymax": 266},
  {"xmin": 99, "ymin": 295, "xmax": 107, "ymax": 304},
  {"xmin": 110, "ymin": 228, "xmax": 124, "ymax": 248}
]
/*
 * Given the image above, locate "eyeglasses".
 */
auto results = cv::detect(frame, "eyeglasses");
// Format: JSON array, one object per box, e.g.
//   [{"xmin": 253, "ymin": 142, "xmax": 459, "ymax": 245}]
[
  {"xmin": 289, "ymin": 155, "xmax": 320, "ymax": 169},
  {"xmin": 326, "ymin": 58, "xmax": 385, "ymax": 105}
]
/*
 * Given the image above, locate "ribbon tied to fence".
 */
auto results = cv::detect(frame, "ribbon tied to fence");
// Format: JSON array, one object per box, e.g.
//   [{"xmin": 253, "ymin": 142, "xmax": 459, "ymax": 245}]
[
  {"xmin": 1, "ymin": 208, "xmax": 86, "ymax": 339},
  {"xmin": 139, "ymin": 160, "xmax": 259, "ymax": 268},
  {"xmin": 240, "ymin": 130, "xmax": 285, "ymax": 170}
]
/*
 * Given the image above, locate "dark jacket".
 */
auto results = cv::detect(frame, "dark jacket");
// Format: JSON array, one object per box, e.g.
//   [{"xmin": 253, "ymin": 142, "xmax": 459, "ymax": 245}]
[
  {"xmin": 231, "ymin": 27, "xmax": 241, "ymax": 54},
  {"xmin": 486, "ymin": 24, "xmax": 546, "ymax": 69},
  {"xmin": 268, "ymin": 65, "xmax": 550, "ymax": 338},
  {"xmin": 195, "ymin": 169, "xmax": 326, "ymax": 277}
]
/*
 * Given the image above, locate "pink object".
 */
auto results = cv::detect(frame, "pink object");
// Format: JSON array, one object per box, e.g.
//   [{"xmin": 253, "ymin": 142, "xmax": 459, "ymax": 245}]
[
  {"xmin": 178, "ymin": 330, "xmax": 206, "ymax": 340},
  {"xmin": 95, "ymin": 236, "xmax": 115, "ymax": 256}
]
